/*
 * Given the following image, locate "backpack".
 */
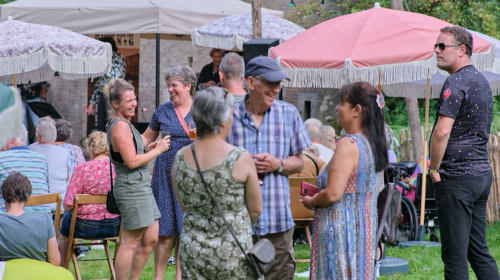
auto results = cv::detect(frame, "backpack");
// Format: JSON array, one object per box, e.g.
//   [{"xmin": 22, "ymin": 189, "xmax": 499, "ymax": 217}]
[{"xmin": 376, "ymin": 182, "xmax": 402, "ymax": 245}]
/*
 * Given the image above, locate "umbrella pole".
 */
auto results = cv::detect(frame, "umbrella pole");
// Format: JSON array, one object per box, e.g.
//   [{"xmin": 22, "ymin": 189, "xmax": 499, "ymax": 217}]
[
  {"xmin": 155, "ymin": 33, "xmax": 160, "ymax": 108},
  {"xmin": 13, "ymin": 74, "xmax": 17, "ymax": 87},
  {"xmin": 418, "ymin": 69, "xmax": 431, "ymax": 240}
]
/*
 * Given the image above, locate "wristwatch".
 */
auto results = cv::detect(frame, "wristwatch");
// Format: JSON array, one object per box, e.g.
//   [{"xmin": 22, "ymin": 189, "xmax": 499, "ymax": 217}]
[
  {"xmin": 278, "ymin": 160, "xmax": 284, "ymax": 172},
  {"xmin": 429, "ymin": 169, "xmax": 439, "ymax": 174}
]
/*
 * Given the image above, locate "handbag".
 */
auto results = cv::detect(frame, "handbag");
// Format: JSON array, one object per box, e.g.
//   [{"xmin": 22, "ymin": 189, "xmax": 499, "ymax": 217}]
[
  {"xmin": 190, "ymin": 145, "xmax": 275, "ymax": 278},
  {"xmin": 106, "ymin": 145, "xmax": 120, "ymax": 215}
]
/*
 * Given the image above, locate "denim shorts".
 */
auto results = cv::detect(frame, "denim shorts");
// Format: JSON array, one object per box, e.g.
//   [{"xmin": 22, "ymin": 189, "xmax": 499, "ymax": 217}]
[{"xmin": 60, "ymin": 211, "xmax": 120, "ymax": 239}]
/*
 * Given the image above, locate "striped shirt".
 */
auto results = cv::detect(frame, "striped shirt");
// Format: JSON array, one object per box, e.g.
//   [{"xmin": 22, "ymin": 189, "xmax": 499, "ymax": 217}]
[
  {"xmin": 0, "ymin": 146, "xmax": 50, "ymax": 212},
  {"xmin": 227, "ymin": 97, "xmax": 311, "ymax": 235}
]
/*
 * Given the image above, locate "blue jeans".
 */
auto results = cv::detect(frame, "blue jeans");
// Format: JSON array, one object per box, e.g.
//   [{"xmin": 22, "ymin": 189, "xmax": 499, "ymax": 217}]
[
  {"xmin": 60, "ymin": 211, "xmax": 120, "ymax": 239},
  {"xmin": 435, "ymin": 173, "xmax": 500, "ymax": 280}
]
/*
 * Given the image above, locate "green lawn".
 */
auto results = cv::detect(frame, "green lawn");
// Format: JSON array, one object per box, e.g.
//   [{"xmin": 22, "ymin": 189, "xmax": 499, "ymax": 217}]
[{"xmin": 70, "ymin": 223, "xmax": 500, "ymax": 279}]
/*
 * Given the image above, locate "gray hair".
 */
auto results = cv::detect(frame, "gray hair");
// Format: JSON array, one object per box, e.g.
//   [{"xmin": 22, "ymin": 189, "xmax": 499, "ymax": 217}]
[
  {"xmin": 36, "ymin": 120, "xmax": 57, "ymax": 142},
  {"xmin": 220, "ymin": 52, "xmax": 245, "ymax": 80},
  {"xmin": 37, "ymin": 116, "xmax": 55, "ymax": 125},
  {"xmin": 55, "ymin": 119, "xmax": 73, "ymax": 142},
  {"xmin": 107, "ymin": 78, "xmax": 135, "ymax": 117},
  {"xmin": 14, "ymin": 124, "xmax": 27, "ymax": 145},
  {"xmin": 320, "ymin": 125, "xmax": 336, "ymax": 151},
  {"xmin": 164, "ymin": 66, "xmax": 197, "ymax": 96},
  {"xmin": 191, "ymin": 87, "xmax": 234, "ymax": 138},
  {"xmin": 304, "ymin": 118, "xmax": 323, "ymax": 140},
  {"xmin": 440, "ymin": 26, "xmax": 473, "ymax": 57},
  {"xmin": 305, "ymin": 145, "xmax": 320, "ymax": 157}
]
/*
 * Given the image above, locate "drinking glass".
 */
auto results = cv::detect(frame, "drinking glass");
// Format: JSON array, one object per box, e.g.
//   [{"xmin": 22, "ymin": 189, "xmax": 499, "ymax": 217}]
[{"xmin": 188, "ymin": 120, "xmax": 197, "ymax": 141}]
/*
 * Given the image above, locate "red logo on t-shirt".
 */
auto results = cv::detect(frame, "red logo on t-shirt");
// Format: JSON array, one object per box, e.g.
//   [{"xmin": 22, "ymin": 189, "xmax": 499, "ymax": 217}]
[{"xmin": 443, "ymin": 88, "xmax": 451, "ymax": 99}]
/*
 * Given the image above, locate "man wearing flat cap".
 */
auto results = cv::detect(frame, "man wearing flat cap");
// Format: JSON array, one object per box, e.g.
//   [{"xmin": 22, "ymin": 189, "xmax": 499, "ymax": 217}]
[{"xmin": 227, "ymin": 56, "xmax": 311, "ymax": 280}]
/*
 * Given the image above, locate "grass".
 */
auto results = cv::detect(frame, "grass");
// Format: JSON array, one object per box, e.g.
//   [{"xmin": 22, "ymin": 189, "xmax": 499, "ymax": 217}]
[{"xmin": 69, "ymin": 223, "xmax": 500, "ymax": 279}]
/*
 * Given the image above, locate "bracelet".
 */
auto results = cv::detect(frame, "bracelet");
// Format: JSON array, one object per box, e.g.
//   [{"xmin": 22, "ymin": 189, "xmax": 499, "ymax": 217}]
[{"xmin": 309, "ymin": 200, "xmax": 316, "ymax": 210}]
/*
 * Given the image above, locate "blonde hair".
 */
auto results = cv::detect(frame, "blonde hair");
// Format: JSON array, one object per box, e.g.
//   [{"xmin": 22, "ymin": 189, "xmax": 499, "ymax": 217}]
[
  {"xmin": 86, "ymin": 131, "xmax": 108, "ymax": 157},
  {"xmin": 106, "ymin": 78, "xmax": 135, "ymax": 116}
]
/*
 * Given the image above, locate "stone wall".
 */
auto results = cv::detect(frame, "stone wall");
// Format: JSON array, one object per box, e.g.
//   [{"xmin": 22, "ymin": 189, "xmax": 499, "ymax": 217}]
[
  {"xmin": 138, "ymin": 37, "xmax": 218, "ymax": 122},
  {"xmin": 46, "ymin": 77, "xmax": 88, "ymax": 150}
]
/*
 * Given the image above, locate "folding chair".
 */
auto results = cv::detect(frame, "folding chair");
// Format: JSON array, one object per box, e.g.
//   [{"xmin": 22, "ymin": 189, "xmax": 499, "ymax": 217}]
[
  {"xmin": 63, "ymin": 194, "xmax": 122, "ymax": 280},
  {"xmin": 25, "ymin": 193, "xmax": 62, "ymax": 238},
  {"xmin": 289, "ymin": 177, "xmax": 316, "ymax": 262}
]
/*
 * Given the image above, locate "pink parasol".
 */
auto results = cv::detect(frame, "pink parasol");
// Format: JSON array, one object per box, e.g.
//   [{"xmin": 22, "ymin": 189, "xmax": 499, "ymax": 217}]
[{"xmin": 269, "ymin": 6, "xmax": 495, "ymax": 89}]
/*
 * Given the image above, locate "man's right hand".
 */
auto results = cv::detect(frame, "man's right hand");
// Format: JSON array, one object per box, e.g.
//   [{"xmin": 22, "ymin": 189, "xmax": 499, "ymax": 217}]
[
  {"xmin": 203, "ymin": 81, "xmax": 216, "ymax": 88},
  {"xmin": 86, "ymin": 103, "xmax": 95, "ymax": 115}
]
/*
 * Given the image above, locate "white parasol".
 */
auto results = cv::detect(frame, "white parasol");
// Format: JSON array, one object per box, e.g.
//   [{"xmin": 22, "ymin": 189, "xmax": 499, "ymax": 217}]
[
  {"xmin": 0, "ymin": 17, "xmax": 112, "ymax": 85},
  {"xmin": 192, "ymin": 13, "xmax": 305, "ymax": 51}
]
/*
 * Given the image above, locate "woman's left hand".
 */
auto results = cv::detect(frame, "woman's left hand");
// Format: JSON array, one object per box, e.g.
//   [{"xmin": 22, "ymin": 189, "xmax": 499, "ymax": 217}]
[
  {"xmin": 145, "ymin": 141, "xmax": 158, "ymax": 152},
  {"xmin": 300, "ymin": 195, "xmax": 315, "ymax": 210}
]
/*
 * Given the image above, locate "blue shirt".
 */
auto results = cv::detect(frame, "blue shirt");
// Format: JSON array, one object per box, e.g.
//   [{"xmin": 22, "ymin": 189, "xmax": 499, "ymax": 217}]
[
  {"xmin": 0, "ymin": 146, "xmax": 50, "ymax": 212},
  {"xmin": 227, "ymin": 97, "xmax": 311, "ymax": 235}
]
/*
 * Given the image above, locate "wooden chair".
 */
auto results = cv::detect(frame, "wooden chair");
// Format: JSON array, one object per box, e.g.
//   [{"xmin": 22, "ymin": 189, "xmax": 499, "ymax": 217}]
[
  {"xmin": 63, "ymin": 194, "xmax": 122, "ymax": 280},
  {"xmin": 289, "ymin": 177, "xmax": 317, "ymax": 262},
  {"xmin": 25, "ymin": 193, "xmax": 62, "ymax": 238}
]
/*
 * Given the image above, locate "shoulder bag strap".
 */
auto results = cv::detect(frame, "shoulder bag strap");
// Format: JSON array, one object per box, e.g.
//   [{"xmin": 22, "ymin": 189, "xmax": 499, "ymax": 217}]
[
  {"xmin": 303, "ymin": 153, "xmax": 319, "ymax": 175},
  {"xmin": 173, "ymin": 106, "xmax": 190, "ymax": 137},
  {"xmin": 190, "ymin": 145, "xmax": 254, "ymax": 261}
]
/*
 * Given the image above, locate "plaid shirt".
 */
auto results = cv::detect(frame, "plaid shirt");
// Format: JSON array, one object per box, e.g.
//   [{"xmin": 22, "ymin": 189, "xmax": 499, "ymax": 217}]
[{"xmin": 227, "ymin": 97, "xmax": 311, "ymax": 235}]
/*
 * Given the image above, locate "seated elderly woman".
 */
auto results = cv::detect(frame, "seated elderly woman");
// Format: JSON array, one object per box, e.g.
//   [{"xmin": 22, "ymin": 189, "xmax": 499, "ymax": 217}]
[
  {"xmin": 55, "ymin": 119, "xmax": 85, "ymax": 178},
  {"xmin": 29, "ymin": 120, "xmax": 70, "ymax": 210},
  {"xmin": 57, "ymin": 131, "xmax": 120, "ymax": 266},
  {"xmin": 172, "ymin": 87, "xmax": 262, "ymax": 279},
  {"xmin": 320, "ymin": 125, "xmax": 336, "ymax": 152},
  {"xmin": 290, "ymin": 145, "xmax": 326, "ymax": 178},
  {"xmin": 0, "ymin": 172, "xmax": 60, "ymax": 265}
]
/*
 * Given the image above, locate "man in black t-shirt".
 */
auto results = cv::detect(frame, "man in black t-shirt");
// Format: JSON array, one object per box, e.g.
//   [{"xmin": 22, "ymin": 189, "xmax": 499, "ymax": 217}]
[{"xmin": 429, "ymin": 26, "xmax": 499, "ymax": 280}]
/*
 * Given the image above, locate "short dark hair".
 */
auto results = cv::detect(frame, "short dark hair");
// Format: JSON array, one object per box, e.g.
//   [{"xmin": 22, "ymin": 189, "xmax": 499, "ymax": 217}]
[
  {"xmin": 1, "ymin": 172, "xmax": 32, "ymax": 204},
  {"xmin": 99, "ymin": 36, "xmax": 118, "ymax": 52},
  {"xmin": 210, "ymin": 48, "xmax": 225, "ymax": 57},
  {"xmin": 338, "ymin": 82, "xmax": 388, "ymax": 172},
  {"xmin": 440, "ymin": 26, "xmax": 473, "ymax": 57}
]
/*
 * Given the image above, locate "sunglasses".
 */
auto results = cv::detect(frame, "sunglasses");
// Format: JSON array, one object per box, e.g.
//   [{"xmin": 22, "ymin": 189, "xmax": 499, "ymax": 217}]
[{"xmin": 434, "ymin": 43, "xmax": 460, "ymax": 51}]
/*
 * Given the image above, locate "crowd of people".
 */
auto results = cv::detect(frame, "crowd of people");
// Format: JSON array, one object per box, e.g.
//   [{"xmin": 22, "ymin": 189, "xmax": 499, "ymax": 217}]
[{"xmin": 0, "ymin": 26, "xmax": 499, "ymax": 280}]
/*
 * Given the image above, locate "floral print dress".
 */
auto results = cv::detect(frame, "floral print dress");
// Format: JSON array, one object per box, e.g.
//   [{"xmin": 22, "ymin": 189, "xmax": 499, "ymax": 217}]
[
  {"xmin": 174, "ymin": 147, "xmax": 257, "ymax": 280},
  {"xmin": 310, "ymin": 133, "xmax": 384, "ymax": 280}
]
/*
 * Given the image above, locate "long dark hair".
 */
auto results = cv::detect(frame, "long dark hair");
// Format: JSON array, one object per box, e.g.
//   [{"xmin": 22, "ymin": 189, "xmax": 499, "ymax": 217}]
[{"xmin": 338, "ymin": 82, "xmax": 388, "ymax": 172}]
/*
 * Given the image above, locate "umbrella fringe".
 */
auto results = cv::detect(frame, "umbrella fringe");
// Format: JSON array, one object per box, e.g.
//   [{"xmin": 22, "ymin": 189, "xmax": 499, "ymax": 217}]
[
  {"xmin": 191, "ymin": 29, "xmax": 245, "ymax": 51},
  {"xmin": 277, "ymin": 44, "xmax": 496, "ymax": 89},
  {"xmin": 0, "ymin": 48, "xmax": 46, "ymax": 76},
  {"xmin": 46, "ymin": 43, "xmax": 111, "ymax": 76},
  {"xmin": 0, "ymin": 87, "xmax": 24, "ymax": 147},
  {"xmin": 491, "ymin": 58, "xmax": 500, "ymax": 75}
]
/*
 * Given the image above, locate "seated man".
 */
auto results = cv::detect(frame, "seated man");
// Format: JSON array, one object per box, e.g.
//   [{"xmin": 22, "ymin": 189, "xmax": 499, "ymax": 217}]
[
  {"xmin": 0, "ymin": 172, "xmax": 60, "ymax": 265},
  {"xmin": 29, "ymin": 120, "xmax": 69, "ymax": 211},
  {"xmin": 0, "ymin": 124, "xmax": 50, "ymax": 212}
]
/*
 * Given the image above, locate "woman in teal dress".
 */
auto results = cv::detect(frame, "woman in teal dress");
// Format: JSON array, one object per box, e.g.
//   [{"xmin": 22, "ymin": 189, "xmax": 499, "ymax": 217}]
[
  {"xmin": 172, "ymin": 87, "xmax": 262, "ymax": 279},
  {"xmin": 106, "ymin": 79, "xmax": 170, "ymax": 280},
  {"xmin": 301, "ymin": 82, "xmax": 388, "ymax": 280}
]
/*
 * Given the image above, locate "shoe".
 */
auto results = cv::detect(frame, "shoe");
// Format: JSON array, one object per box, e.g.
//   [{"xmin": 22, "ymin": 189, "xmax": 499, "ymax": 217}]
[
  {"xmin": 74, "ymin": 246, "xmax": 88, "ymax": 260},
  {"xmin": 167, "ymin": 256, "xmax": 175, "ymax": 266}
]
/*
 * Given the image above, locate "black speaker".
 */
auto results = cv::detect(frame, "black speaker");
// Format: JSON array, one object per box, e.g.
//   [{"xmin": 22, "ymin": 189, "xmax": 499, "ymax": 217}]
[{"xmin": 243, "ymin": 38, "xmax": 280, "ymax": 65}]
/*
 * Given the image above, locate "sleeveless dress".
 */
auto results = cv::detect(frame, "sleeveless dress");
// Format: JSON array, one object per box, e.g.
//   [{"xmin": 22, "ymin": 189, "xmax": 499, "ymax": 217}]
[
  {"xmin": 173, "ymin": 147, "xmax": 257, "ymax": 280},
  {"xmin": 310, "ymin": 133, "xmax": 384, "ymax": 280},
  {"xmin": 106, "ymin": 118, "xmax": 161, "ymax": 230},
  {"xmin": 149, "ymin": 102, "xmax": 192, "ymax": 236}
]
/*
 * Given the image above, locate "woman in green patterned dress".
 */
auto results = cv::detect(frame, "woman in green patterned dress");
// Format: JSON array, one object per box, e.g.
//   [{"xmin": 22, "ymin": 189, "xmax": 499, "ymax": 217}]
[{"xmin": 172, "ymin": 87, "xmax": 262, "ymax": 279}]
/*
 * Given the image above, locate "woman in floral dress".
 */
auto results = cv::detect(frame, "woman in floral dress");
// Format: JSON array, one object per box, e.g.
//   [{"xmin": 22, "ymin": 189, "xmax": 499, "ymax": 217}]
[
  {"xmin": 301, "ymin": 82, "xmax": 389, "ymax": 280},
  {"xmin": 172, "ymin": 87, "xmax": 262, "ymax": 279}
]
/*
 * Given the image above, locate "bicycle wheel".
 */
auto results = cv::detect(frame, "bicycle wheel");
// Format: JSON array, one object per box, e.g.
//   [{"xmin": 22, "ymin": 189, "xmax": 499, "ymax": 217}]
[{"xmin": 398, "ymin": 196, "xmax": 419, "ymax": 242}]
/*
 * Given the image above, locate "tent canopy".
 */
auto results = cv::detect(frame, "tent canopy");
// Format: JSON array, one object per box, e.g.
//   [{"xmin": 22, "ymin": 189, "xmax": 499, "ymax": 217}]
[{"xmin": 0, "ymin": 0, "xmax": 284, "ymax": 35}]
